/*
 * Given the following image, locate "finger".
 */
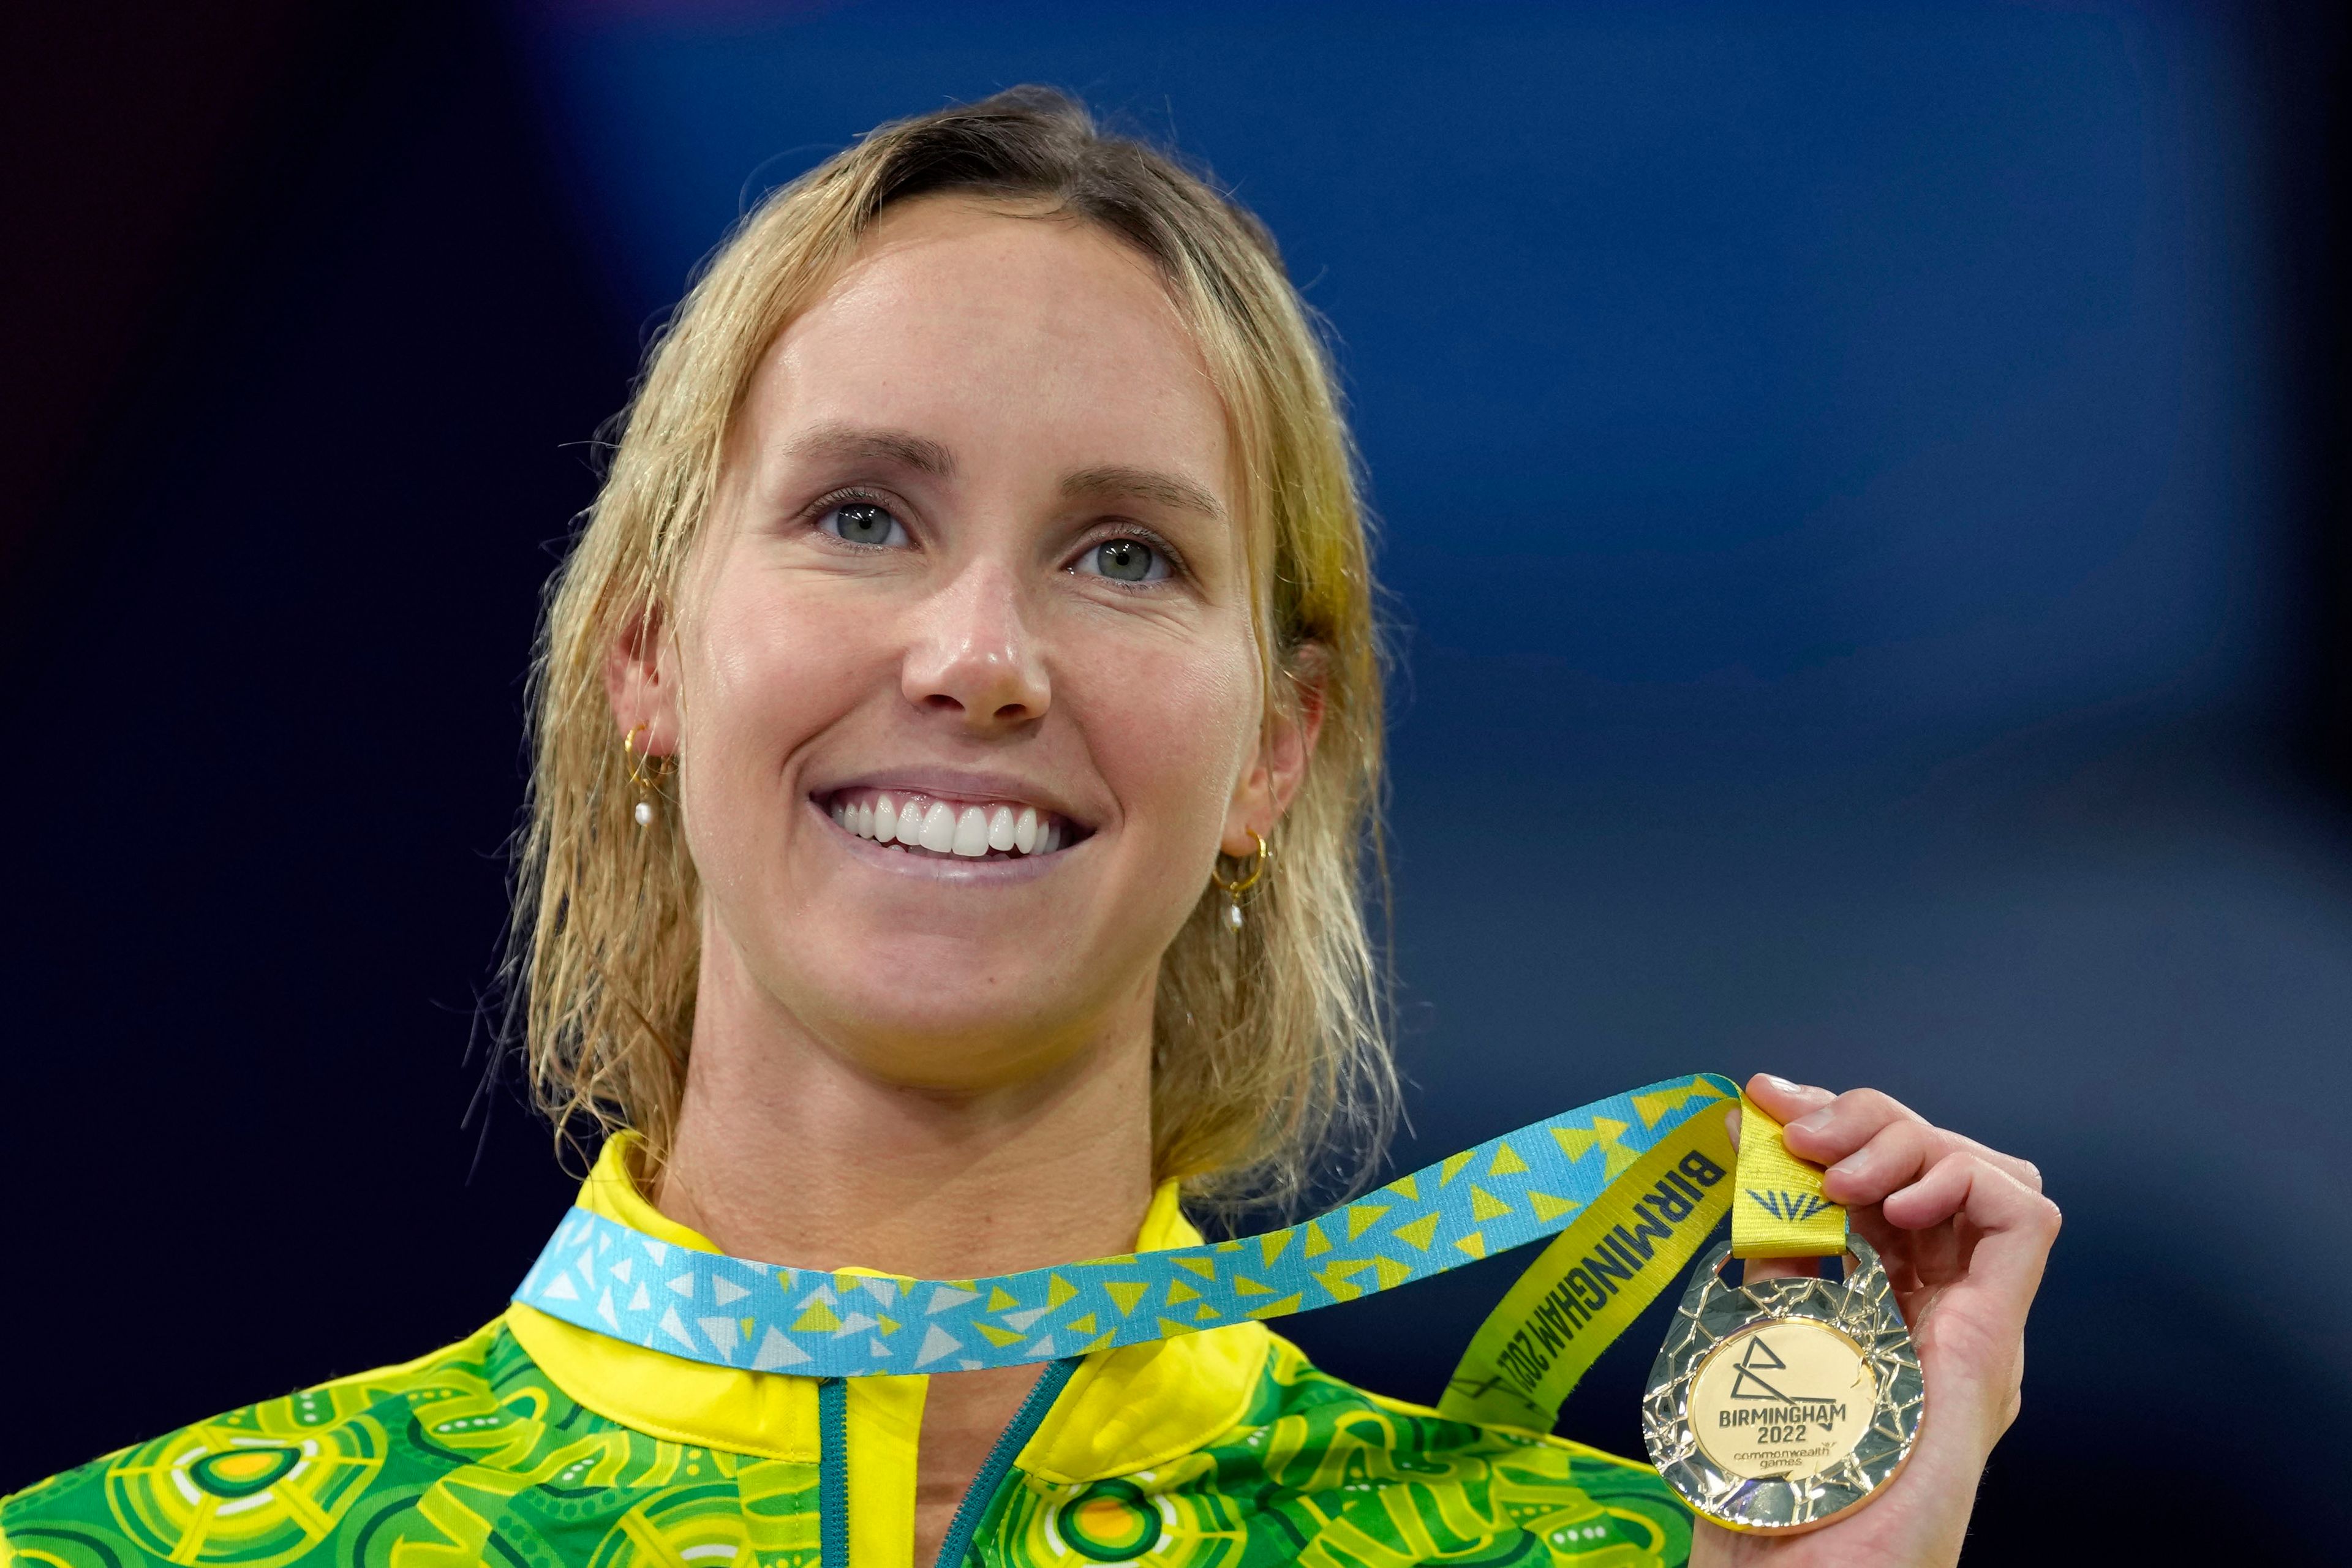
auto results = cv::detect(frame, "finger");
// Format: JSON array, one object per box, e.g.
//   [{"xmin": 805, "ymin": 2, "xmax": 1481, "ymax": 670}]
[
  {"xmin": 1744, "ymin": 1078, "xmax": 2043, "ymax": 1202},
  {"xmin": 1942, "ymin": 1132, "xmax": 2045, "ymax": 1194},
  {"xmin": 1844, "ymin": 1205, "xmax": 1912, "ymax": 1283},
  {"xmin": 1882, "ymin": 1152, "xmax": 2063, "ymax": 1304},
  {"xmin": 1818, "ymin": 1117, "xmax": 1939, "ymax": 1208},
  {"xmin": 1811, "ymin": 1114, "xmax": 2042, "ymax": 1202},
  {"xmin": 1773, "ymin": 1084, "xmax": 2043, "ymax": 1196},
  {"xmin": 1778, "ymin": 1086, "xmax": 1923, "ymax": 1167},
  {"xmin": 1741, "ymin": 1072, "xmax": 1835, "ymax": 1125}
]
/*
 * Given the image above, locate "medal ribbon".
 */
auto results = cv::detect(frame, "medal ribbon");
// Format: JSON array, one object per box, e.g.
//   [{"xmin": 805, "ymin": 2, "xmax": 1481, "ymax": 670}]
[
  {"xmin": 1435, "ymin": 1085, "xmax": 1848, "ymax": 1429},
  {"xmin": 1727, "ymin": 1087, "xmax": 1848, "ymax": 1259},
  {"xmin": 513, "ymin": 1071, "xmax": 1836, "ymax": 1432}
]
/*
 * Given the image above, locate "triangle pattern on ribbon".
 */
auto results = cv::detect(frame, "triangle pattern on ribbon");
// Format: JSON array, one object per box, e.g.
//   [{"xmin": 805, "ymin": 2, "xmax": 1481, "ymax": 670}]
[
  {"xmin": 1529, "ymin": 1191, "xmax": 1581, "ymax": 1223},
  {"xmin": 1393, "ymin": 1213, "xmax": 1441, "ymax": 1251}
]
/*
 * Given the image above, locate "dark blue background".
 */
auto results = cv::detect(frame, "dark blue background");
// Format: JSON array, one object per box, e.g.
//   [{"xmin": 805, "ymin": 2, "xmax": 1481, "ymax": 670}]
[{"xmin": 7, "ymin": 3, "xmax": 2346, "ymax": 1561}]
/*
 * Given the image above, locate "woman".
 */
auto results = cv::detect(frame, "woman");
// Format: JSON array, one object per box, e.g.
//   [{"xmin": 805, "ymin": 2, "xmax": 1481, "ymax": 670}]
[{"xmin": 0, "ymin": 90, "xmax": 2056, "ymax": 1568}]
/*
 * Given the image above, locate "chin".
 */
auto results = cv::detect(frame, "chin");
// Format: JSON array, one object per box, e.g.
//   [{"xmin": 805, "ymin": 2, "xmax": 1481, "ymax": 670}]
[{"xmin": 774, "ymin": 946, "xmax": 1100, "ymax": 1079}]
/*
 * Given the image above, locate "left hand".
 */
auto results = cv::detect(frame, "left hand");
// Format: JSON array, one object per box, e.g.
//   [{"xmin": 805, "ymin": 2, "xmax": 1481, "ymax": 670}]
[{"xmin": 1687, "ymin": 1074, "xmax": 2062, "ymax": 1568}]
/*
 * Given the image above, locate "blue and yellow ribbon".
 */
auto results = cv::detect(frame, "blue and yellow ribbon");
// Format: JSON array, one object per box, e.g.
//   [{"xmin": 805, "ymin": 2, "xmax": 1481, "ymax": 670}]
[{"xmin": 515, "ymin": 1071, "xmax": 1841, "ymax": 1434}]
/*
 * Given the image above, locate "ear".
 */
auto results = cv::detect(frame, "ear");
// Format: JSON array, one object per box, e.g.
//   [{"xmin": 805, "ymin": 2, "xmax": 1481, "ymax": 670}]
[
  {"xmin": 1223, "ymin": 643, "xmax": 1327, "ymax": 857},
  {"xmin": 603, "ymin": 601, "xmax": 680, "ymax": 756}
]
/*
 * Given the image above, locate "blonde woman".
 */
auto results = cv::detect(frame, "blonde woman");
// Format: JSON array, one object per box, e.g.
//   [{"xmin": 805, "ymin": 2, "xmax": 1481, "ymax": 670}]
[{"xmin": 0, "ymin": 90, "xmax": 2057, "ymax": 1568}]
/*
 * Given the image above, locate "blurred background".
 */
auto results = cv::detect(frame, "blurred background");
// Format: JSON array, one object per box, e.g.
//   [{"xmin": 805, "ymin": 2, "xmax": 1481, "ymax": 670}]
[{"xmin": 4, "ymin": 1, "xmax": 2345, "ymax": 1559}]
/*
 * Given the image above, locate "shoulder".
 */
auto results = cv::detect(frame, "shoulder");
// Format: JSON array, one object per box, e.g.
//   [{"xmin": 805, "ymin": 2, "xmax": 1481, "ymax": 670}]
[
  {"xmin": 0, "ymin": 1321, "xmax": 551, "ymax": 1568},
  {"xmin": 992, "ymin": 1332, "xmax": 1694, "ymax": 1568}
]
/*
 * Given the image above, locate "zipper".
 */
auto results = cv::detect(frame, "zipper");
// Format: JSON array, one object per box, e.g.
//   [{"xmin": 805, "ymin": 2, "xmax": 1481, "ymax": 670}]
[
  {"xmin": 819, "ymin": 1377, "xmax": 850, "ymax": 1567},
  {"xmin": 929, "ymin": 1357, "xmax": 1082, "ymax": 1568}
]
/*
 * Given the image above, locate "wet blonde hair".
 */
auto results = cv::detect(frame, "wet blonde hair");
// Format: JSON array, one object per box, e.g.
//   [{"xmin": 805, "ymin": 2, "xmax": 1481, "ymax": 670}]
[{"xmin": 512, "ymin": 87, "xmax": 1392, "ymax": 1212}]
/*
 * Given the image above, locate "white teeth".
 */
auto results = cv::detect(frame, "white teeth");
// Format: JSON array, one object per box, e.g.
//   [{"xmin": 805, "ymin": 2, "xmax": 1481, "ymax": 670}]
[
  {"xmin": 952, "ymin": 806, "xmax": 990, "ymax": 857},
  {"xmin": 829, "ymin": 791, "xmax": 1071, "ymax": 859}
]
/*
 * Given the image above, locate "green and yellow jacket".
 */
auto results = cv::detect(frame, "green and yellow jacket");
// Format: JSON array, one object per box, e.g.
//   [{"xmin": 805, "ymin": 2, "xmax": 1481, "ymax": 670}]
[{"xmin": 1, "ymin": 1140, "xmax": 1692, "ymax": 1568}]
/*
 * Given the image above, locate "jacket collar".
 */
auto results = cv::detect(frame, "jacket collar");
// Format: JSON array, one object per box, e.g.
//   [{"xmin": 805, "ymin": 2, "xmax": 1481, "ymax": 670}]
[{"xmin": 505, "ymin": 1133, "xmax": 1270, "ymax": 1482}]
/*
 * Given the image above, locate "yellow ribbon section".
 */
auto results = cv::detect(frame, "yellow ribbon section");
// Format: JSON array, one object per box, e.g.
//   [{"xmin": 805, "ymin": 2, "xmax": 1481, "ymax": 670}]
[
  {"xmin": 1728, "ymin": 1088, "xmax": 1848, "ymax": 1259},
  {"xmin": 1439, "ymin": 1082, "xmax": 1856, "ymax": 1434},
  {"xmin": 1438, "ymin": 1101, "xmax": 1736, "ymax": 1431}
]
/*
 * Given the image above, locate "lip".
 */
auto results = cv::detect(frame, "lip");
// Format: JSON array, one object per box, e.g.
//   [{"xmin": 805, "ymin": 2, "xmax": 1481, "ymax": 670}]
[
  {"xmin": 803, "ymin": 765, "xmax": 1095, "ymax": 831},
  {"xmin": 810, "ymin": 796, "xmax": 1070, "ymax": 881}
]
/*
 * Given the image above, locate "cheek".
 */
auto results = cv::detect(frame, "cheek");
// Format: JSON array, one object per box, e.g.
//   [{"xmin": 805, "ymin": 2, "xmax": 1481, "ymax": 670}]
[
  {"xmin": 1084, "ymin": 635, "xmax": 1259, "ymax": 840},
  {"xmin": 679, "ymin": 575, "xmax": 864, "ymax": 807}
]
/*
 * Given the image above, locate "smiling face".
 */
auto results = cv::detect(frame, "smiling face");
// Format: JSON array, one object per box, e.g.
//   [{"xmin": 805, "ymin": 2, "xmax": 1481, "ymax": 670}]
[{"xmin": 617, "ymin": 197, "xmax": 1298, "ymax": 1093}]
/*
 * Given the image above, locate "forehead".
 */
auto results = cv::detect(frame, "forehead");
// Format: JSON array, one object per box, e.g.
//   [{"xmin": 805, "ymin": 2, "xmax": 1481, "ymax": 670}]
[{"xmin": 742, "ymin": 198, "xmax": 1232, "ymax": 491}]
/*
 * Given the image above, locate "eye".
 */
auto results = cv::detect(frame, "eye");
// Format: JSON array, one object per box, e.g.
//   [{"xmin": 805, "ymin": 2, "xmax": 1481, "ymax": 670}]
[
  {"xmin": 1075, "ymin": 537, "xmax": 1169, "ymax": 584},
  {"xmin": 820, "ymin": 500, "xmax": 908, "ymax": 547}
]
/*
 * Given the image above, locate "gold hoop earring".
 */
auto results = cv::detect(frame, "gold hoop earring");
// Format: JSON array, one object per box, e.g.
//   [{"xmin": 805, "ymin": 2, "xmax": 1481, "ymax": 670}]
[
  {"xmin": 1208, "ymin": 828, "xmax": 1272, "ymax": 930},
  {"xmin": 624, "ymin": 723, "xmax": 673, "ymax": 826}
]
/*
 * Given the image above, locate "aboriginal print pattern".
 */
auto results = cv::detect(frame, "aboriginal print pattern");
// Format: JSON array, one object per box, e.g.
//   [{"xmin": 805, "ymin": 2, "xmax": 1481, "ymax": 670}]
[{"xmin": 2, "ymin": 1324, "xmax": 1691, "ymax": 1568}]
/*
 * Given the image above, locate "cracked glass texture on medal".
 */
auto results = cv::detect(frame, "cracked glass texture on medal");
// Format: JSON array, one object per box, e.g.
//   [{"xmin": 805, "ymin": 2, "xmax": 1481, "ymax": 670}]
[{"xmin": 1643, "ymin": 1234, "xmax": 1924, "ymax": 1534}]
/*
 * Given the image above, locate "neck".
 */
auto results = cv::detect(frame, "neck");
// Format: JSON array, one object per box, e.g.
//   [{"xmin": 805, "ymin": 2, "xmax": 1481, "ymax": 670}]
[{"xmin": 651, "ymin": 934, "xmax": 1159, "ymax": 1281}]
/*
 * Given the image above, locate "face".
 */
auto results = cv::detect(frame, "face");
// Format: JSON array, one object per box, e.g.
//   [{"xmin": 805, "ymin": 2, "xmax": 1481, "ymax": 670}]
[{"xmin": 612, "ymin": 198, "xmax": 1308, "ymax": 1091}]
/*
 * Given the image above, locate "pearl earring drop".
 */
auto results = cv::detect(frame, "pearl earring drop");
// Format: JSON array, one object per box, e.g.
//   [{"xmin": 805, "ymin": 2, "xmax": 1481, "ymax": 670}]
[
  {"xmin": 623, "ymin": 723, "xmax": 669, "ymax": 829},
  {"xmin": 1208, "ymin": 829, "xmax": 1272, "ymax": 933}
]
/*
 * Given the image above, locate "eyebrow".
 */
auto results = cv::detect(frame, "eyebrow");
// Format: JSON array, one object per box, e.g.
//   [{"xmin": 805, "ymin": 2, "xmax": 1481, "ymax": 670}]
[
  {"xmin": 1060, "ymin": 464, "xmax": 1227, "ymax": 524},
  {"xmin": 783, "ymin": 426, "xmax": 1224, "ymax": 523},
  {"xmin": 783, "ymin": 423, "xmax": 957, "ymax": 478}
]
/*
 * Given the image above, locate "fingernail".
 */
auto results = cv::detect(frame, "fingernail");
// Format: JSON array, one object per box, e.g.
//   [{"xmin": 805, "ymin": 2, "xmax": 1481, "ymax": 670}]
[
  {"xmin": 1825, "ymin": 1155, "xmax": 1862, "ymax": 1180},
  {"xmin": 1790, "ymin": 1109, "xmax": 1833, "ymax": 1134},
  {"xmin": 1762, "ymin": 1074, "xmax": 1803, "ymax": 1093}
]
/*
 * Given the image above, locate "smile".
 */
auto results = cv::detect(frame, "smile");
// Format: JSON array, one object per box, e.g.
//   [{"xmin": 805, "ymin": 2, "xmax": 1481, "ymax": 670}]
[{"xmin": 820, "ymin": 786, "xmax": 1084, "ymax": 862}]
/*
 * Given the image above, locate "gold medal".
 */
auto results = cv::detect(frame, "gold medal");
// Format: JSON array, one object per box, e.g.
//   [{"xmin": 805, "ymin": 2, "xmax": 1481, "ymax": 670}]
[{"xmin": 1642, "ymin": 1232, "xmax": 1923, "ymax": 1533}]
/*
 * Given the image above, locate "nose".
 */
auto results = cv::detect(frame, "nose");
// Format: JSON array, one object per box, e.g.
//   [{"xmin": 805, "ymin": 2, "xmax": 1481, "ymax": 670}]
[{"xmin": 899, "ymin": 560, "xmax": 1050, "ymax": 731}]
